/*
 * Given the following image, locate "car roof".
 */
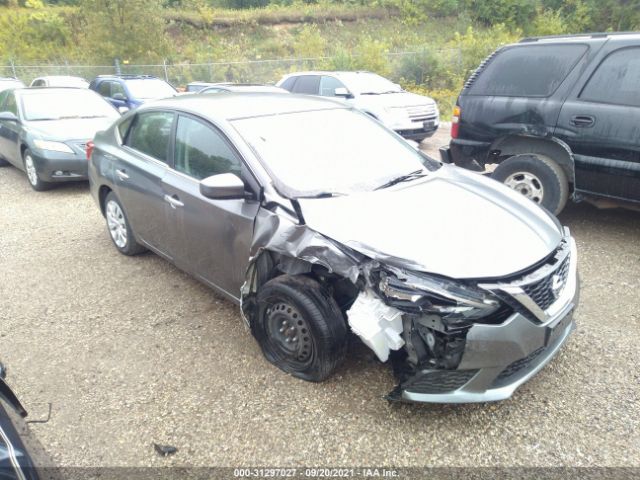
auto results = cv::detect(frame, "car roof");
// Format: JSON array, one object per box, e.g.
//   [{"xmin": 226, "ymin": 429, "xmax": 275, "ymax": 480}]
[
  {"xmin": 34, "ymin": 75, "xmax": 86, "ymax": 80},
  {"xmin": 282, "ymin": 71, "xmax": 373, "ymax": 78},
  {"xmin": 15, "ymin": 87, "xmax": 97, "ymax": 95},
  {"xmin": 144, "ymin": 93, "xmax": 348, "ymax": 121},
  {"xmin": 519, "ymin": 31, "xmax": 640, "ymax": 44},
  {"xmin": 209, "ymin": 84, "xmax": 287, "ymax": 93},
  {"xmin": 94, "ymin": 74, "xmax": 161, "ymax": 81}
]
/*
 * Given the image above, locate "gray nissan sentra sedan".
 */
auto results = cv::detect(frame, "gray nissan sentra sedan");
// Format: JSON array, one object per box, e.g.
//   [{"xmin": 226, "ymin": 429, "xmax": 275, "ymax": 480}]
[{"xmin": 88, "ymin": 93, "xmax": 579, "ymax": 403}]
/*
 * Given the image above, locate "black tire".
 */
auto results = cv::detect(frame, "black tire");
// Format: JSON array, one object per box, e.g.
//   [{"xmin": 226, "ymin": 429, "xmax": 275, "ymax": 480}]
[
  {"xmin": 0, "ymin": 157, "xmax": 9, "ymax": 167},
  {"xmin": 103, "ymin": 191, "xmax": 147, "ymax": 255},
  {"xmin": 23, "ymin": 149, "xmax": 52, "ymax": 192},
  {"xmin": 254, "ymin": 275, "xmax": 347, "ymax": 382},
  {"xmin": 492, "ymin": 154, "xmax": 569, "ymax": 214}
]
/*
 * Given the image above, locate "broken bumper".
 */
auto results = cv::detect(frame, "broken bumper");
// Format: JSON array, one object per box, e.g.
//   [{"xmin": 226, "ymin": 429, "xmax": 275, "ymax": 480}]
[
  {"xmin": 395, "ymin": 303, "xmax": 575, "ymax": 403},
  {"xmin": 392, "ymin": 237, "xmax": 579, "ymax": 404}
]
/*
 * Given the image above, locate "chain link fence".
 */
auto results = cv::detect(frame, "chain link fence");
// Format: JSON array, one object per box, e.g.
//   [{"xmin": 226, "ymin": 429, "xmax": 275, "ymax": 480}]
[{"xmin": 1, "ymin": 49, "xmax": 463, "ymax": 88}]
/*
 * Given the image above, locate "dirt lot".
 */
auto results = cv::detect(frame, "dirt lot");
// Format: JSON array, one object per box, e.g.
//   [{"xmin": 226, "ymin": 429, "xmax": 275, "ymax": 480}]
[{"xmin": 0, "ymin": 126, "xmax": 639, "ymax": 468}]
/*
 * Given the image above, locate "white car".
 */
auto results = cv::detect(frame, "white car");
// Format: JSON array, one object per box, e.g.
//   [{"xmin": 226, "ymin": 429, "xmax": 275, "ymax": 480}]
[
  {"xmin": 277, "ymin": 71, "xmax": 439, "ymax": 142},
  {"xmin": 30, "ymin": 75, "xmax": 89, "ymax": 88}
]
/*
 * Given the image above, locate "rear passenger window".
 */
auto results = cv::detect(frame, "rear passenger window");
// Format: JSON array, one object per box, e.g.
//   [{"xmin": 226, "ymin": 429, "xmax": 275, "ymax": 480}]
[
  {"xmin": 117, "ymin": 116, "xmax": 134, "ymax": 143},
  {"xmin": 98, "ymin": 81, "xmax": 111, "ymax": 97},
  {"xmin": 280, "ymin": 76, "xmax": 297, "ymax": 92},
  {"xmin": 174, "ymin": 115, "xmax": 241, "ymax": 180},
  {"xmin": 469, "ymin": 44, "xmax": 588, "ymax": 97},
  {"xmin": 125, "ymin": 111, "xmax": 174, "ymax": 163},
  {"xmin": 580, "ymin": 48, "xmax": 640, "ymax": 108},
  {"xmin": 291, "ymin": 75, "xmax": 320, "ymax": 95}
]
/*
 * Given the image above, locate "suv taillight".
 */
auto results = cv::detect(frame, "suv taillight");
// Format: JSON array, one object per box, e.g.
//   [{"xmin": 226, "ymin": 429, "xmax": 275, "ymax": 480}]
[
  {"xmin": 451, "ymin": 106, "xmax": 461, "ymax": 139},
  {"xmin": 86, "ymin": 140, "xmax": 95, "ymax": 161}
]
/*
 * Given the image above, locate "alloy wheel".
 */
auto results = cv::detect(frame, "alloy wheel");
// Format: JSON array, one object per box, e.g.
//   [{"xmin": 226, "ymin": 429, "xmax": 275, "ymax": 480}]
[
  {"xmin": 106, "ymin": 200, "xmax": 128, "ymax": 248},
  {"xmin": 24, "ymin": 154, "xmax": 38, "ymax": 186}
]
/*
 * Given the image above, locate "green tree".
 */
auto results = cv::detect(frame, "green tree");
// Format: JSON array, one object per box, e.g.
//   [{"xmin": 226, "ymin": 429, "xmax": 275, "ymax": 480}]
[{"xmin": 80, "ymin": 0, "xmax": 169, "ymax": 63}]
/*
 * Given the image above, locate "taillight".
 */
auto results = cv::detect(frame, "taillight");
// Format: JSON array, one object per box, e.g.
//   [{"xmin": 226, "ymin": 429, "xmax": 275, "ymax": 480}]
[
  {"xmin": 451, "ymin": 106, "xmax": 461, "ymax": 139},
  {"xmin": 86, "ymin": 140, "xmax": 95, "ymax": 161}
]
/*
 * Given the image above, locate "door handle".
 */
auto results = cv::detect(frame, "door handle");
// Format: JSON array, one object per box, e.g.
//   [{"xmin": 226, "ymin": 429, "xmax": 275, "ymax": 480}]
[
  {"xmin": 164, "ymin": 194, "xmax": 184, "ymax": 209},
  {"xmin": 115, "ymin": 169, "xmax": 129, "ymax": 180},
  {"xmin": 570, "ymin": 115, "xmax": 595, "ymax": 127}
]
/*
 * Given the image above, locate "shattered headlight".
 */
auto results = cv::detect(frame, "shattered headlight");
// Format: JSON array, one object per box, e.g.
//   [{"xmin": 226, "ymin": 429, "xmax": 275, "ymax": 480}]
[{"xmin": 373, "ymin": 267, "xmax": 501, "ymax": 321}]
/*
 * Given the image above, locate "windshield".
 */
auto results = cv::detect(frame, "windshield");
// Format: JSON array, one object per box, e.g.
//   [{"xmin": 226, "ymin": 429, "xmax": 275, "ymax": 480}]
[
  {"xmin": 343, "ymin": 73, "xmax": 403, "ymax": 95},
  {"xmin": 125, "ymin": 79, "xmax": 176, "ymax": 99},
  {"xmin": 233, "ymin": 108, "xmax": 438, "ymax": 197},
  {"xmin": 21, "ymin": 90, "xmax": 119, "ymax": 121}
]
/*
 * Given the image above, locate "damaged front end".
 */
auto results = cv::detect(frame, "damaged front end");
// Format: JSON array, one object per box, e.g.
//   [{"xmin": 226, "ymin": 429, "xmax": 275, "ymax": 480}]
[
  {"xmin": 240, "ymin": 190, "xmax": 578, "ymax": 404},
  {"xmin": 353, "ymin": 235, "xmax": 578, "ymax": 403}
]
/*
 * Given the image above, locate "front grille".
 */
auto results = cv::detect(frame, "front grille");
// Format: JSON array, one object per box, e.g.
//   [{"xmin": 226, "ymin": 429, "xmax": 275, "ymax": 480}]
[
  {"xmin": 403, "ymin": 369, "xmax": 477, "ymax": 394},
  {"xmin": 492, "ymin": 347, "xmax": 545, "ymax": 388},
  {"xmin": 522, "ymin": 253, "xmax": 571, "ymax": 311},
  {"xmin": 393, "ymin": 104, "xmax": 438, "ymax": 123}
]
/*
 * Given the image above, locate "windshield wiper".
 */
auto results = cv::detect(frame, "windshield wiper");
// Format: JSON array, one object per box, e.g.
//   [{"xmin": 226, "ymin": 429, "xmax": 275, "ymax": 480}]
[
  {"xmin": 297, "ymin": 192, "xmax": 343, "ymax": 199},
  {"xmin": 80, "ymin": 115, "xmax": 108, "ymax": 119},
  {"xmin": 375, "ymin": 169, "xmax": 427, "ymax": 190}
]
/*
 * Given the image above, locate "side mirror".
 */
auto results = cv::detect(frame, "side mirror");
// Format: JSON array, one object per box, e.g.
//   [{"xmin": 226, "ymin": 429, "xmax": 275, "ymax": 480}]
[
  {"xmin": 0, "ymin": 111, "xmax": 19, "ymax": 122},
  {"xmin": 118, "ymin": 106, "xmax": 129, "ymax": 114},
  {"xmin": 200, "ymin": 173, "xmax": 245, "ymax": 200},
  {"xmin": 112, "ymin": 93, "xmax": 127, "ymax": 101},
  {"xmin": 334, "ymin": 87, "xmax": 352, "ymax": 98}
]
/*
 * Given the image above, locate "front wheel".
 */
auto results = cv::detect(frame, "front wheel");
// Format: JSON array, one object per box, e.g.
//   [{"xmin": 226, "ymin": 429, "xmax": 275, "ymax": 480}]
[
  {"xmin": 23, "ymin": 149, "xmax": 52, "ymax": 191},
  {"xmin": 254, "ymin": 275, "xmax": 347, "ymax": 382},
  {"xmin": 492, "ymin": 154, "xmax": 569, "ymax": 215}
]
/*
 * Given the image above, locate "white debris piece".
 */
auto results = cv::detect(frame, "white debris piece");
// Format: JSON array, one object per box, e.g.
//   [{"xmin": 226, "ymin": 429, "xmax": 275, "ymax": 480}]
[{"xmin": 347, "ymin": 289, "xmax": 405, "ymax": 362}]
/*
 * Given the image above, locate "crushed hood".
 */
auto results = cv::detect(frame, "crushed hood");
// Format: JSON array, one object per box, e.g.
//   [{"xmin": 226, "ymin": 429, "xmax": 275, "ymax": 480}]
[{"xmin": 297, "ymin": 165, "xmax": 563, "ymax": 280}]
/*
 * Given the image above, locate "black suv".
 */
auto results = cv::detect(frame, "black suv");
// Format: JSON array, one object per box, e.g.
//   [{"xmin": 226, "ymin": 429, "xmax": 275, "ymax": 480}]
[{"xmin": 443, "ymin": 32, "xmax": 640, "ymax": 214}]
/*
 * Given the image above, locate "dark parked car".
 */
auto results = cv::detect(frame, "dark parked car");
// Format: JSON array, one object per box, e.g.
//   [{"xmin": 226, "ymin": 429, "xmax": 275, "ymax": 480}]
[
  {"xmin": 88, "ymin": 94, "xmax": 578, "ymax": 404},
  {"xmin": 89, "ymin": 74, "xmax": 177, "ymax": 112},
  {"xmin": 0, "ymin": 362, "xmax": 52, "ymax": 479},
  {"xmin": 0, "ymin": 87, "xmax": 120, "ymax": 190},
  {"xmin": 443, "ymin": 32, "xmax": 640, "ymax": 214}
]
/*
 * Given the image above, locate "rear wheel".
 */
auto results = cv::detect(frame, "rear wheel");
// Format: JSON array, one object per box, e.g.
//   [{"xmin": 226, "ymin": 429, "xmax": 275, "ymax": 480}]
[
  {"xmin": 104, "ymin": 192, "xmax": 147, "ymax": 255},
  {"xmin": 492, "ymin": 154, "xmax": 569, "ymax": 214},
  {"xmin": 23, "ymin": 149, "xmax": 52, "ymax": 191},
  {"xmin": 0, "ymin": 157, "xmax": 9, "ymax": 167},
  {"xmin": 254, "ymin": 275, "xmax": 347, "ymax": 382}
]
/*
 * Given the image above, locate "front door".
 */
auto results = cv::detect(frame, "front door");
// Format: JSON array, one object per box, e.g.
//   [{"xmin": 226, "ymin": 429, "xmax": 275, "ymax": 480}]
[
  {"xmin": 116, "ymin": 110, "xmax": 175, "ymax": 257},
  {"xmin": 555, "ymin": 46, "xmax": 640, "ymax": 202},
  {"xmin": 0, "ymin": 92, "xmax": 22, "ymax": 166},
  {"xmin": 162, "ymin": 114, "xmax": 259, "ymax": 299}
]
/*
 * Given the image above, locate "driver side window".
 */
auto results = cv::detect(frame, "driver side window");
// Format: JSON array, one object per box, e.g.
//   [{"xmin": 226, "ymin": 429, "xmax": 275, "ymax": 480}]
[
  {"xmin": 174, "ymin": 115, "xmax": 242, "ymax": 181},
  {"xmin": 3, "ymin": 93, "xmax": 18, "ymax": 116}
]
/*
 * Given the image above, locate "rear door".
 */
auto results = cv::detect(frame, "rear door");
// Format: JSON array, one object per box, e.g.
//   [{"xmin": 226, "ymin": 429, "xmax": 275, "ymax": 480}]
[
  {"xmin": 162, "ymin": 113, "xmax": 260, "ymax": 298},
  {"xmin": 116, "ymin": 110, "xmax": 175, "ymax": 257},
  {"xmin": 555, "ymin": 46, "xmax": 640, "ymax": 202}
]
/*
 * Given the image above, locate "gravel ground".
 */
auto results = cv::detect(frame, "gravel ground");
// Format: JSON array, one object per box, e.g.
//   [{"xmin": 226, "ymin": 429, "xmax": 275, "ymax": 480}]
[{"xmin": 0, "ymin": 126, "xmax": 639, "ymax": 468}]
